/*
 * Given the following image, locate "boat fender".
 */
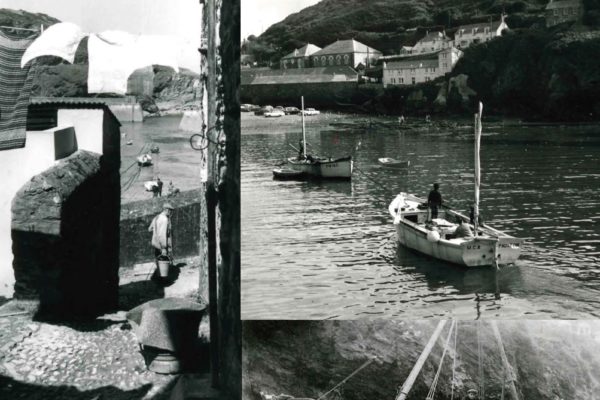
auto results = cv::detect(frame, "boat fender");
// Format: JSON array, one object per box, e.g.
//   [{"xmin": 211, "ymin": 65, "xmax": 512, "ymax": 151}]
[{"xmin": 427, "ymin": 230, "xmax": 440, "ymax": 242}]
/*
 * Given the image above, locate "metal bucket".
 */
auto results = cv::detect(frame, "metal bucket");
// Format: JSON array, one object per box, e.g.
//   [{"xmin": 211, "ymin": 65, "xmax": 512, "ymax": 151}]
[{"xmin": 157, "ymin": 258, "xmax": 171, "ymax": 277}]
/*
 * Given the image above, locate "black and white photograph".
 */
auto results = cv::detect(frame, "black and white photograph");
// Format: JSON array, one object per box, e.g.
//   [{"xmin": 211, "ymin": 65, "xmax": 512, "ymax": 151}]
[
  {"xmin": 0, "ymin": 0, "xmax": 240, "ymax": 399},
  {"xmin": 243, "ymin": 320, "xmax": 600, "ymax": 400},
  {"xmin": 241, "ymin": 0, "xmax": 600, "ymax": 320}
]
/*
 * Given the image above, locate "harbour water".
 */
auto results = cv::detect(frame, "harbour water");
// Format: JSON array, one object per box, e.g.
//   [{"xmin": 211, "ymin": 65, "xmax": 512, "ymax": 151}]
[
  {"xmin": 241, "ymin": 112, "xmax": 600, "ymax": 319},
  {"xmin": 119, "ymin": 116, "xmax": 201, "ymax": 203}
]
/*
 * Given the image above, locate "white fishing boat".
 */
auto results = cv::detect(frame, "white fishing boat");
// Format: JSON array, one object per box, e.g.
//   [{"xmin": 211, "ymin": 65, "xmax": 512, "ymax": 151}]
[
  {"xmin": 388, "ymin": 103, "xmax": 523, "ymax": 267},
  {"xmin": 275, "ymin": 96, "xmax": 352, "ymax": 180}
]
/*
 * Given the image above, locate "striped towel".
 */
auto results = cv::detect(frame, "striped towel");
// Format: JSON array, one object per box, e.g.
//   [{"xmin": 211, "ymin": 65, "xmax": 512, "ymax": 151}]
[{"xmin": 0, "ymin": 30, "xmax": 38, "ymax": 151}]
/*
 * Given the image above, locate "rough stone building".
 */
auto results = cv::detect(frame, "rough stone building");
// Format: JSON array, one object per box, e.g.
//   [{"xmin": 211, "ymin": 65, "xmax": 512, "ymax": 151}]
[
  {"xmin": 4, "ymin": 100, "xmax": 121, "ymax": 315},
  {"xmin": 545, "ymin": 0, "xmax": 583, "ymax": 27},
  {"xmin": 454, "ymin": 14, "xmax": 508, "ymax": 49},
  {"xmin": 382, "ymin": 47, "xmax": 462, "ymax": 87},
  {"xmin": 280, "ymin": 43, "xmax": 321, "ymax": 69},
  {"xmin": 311, "ymin": 39, "xmax": 382, "ymax": 69}
]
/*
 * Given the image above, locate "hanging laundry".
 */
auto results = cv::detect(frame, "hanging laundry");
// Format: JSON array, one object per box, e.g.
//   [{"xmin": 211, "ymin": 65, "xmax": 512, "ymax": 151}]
[
  {"xmin": 0, "ymin": 30, "xmax": 38, "ymax": 151},
  {"xmin": 87, "ymin": 31, "xmax": 179, "ymax": 95},
  {"xmin": 21, "ymin": 22, "xmax": 86, "ymax": 67}
]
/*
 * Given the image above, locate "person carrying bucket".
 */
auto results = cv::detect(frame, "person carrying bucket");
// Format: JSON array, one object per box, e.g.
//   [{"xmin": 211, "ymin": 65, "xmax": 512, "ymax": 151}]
[{"xmin": 149, "ymin": 203, "xmax": 174, "ymax": 276}]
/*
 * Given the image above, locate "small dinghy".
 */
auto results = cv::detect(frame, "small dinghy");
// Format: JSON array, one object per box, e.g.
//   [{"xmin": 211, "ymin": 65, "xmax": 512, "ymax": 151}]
[
  {"xmin": 137, "ymin": 154, "xmax": 153, "ymax": 166},
  {"xmin": 150, "ymin": 145, "xmax": 160, "ymax": 154},
  {"xmin": 378, "ymin": 157, "xmax": 410, "ymax": 168},
  {"xmin": 273, "ymin": 168, "xmax": 306, "ymax": 180}
]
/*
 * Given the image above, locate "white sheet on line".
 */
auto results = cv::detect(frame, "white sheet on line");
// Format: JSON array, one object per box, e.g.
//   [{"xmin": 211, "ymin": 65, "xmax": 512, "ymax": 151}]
[
  {"xmin": 21, "ymin": 22, "xmax": 87, "ymax": 67},
  {"xmin": 87, "ymin": 31, "xmax": 180, "ymax": 95}
]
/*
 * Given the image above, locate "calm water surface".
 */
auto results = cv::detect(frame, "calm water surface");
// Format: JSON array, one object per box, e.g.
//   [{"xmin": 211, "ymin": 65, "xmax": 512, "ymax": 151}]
[
  {"xmin": 241, "ymin": 112, "xmax": 600, "ymax": 319},
  {"xmin": 120, "ymin": 116, "xmax": 201, "ymax": 203}
]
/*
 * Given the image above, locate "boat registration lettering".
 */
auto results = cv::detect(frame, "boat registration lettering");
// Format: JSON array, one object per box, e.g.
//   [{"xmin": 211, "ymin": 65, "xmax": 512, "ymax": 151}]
[
  {"xmin": 466, "ymin": 245, "xmax": 481, "ymax": 250},
  {"xmin": 324, "ymin": 163, "xmax": 338, "ymax": 168}
]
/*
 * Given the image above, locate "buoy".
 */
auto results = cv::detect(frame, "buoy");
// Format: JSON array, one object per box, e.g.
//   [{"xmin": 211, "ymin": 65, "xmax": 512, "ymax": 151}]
[{"xmin": 427, "ymin": 230, "xmax": 440, "ymax": 242}]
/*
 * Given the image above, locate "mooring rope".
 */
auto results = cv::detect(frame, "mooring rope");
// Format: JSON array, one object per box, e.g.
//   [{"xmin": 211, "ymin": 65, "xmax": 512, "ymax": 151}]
[
  {"xmin": 316, "ymin": 357, "xmax": 377, "ymax": 400},
  {"xmin": 426, "ymin": 320, "xmax": 456, "ymax": 400}
]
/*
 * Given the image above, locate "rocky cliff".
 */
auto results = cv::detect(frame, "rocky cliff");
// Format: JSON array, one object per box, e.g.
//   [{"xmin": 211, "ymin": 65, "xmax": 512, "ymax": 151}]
[
  {"xmin": 1, "ymin": 9, "xmax": 199, "ymax": 115},
  {"xmin": 244, "ymin": 320, "xmax": 600, "ymax": 400}
]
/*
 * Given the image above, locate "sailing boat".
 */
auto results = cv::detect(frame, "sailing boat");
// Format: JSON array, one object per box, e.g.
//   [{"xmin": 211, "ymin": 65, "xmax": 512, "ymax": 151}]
[
  {"xmin": 387, "ymin": 103, "xmax": 523, "ymax": 267},
  {"xmin": 273, "ymin": 96, "xmax": 353, "ymax": 180}
]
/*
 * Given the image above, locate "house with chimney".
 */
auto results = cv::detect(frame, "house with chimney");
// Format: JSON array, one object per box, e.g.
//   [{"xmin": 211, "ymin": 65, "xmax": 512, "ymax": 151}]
[
  {"xmin": 545, "ymin": 0, "xmax": 583, "ymax": 27},
  {"xmin": 401, "ymin": 31, "xmax": 452, "ymax": 56},
  {"xmin": 382, "ymin": 47, "xmax": 462, "ymax": 87},
  {"xmin": 311, "ymin": 39, "xmax": 382, "ymax": 69},
  {"xmin": 454, "ymin": 14, "xmax": 508, "ymax": 49},
  {"xmin": 280, "ymin": 43, "xmax": 321, "ymax": 69}
]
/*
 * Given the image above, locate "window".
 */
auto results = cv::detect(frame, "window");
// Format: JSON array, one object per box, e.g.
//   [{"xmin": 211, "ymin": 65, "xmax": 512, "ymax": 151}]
[
  {"xmin": 343, "ymin": 54, "xmax": 350, "ymax": 64},
  {"xmin": 411, "ymin": 77, "xmax": 416, "ymax": 84},
  {"xmin": 411, "ymin": 68, "xmax": 416, "ymax": 74},
  {"xmin": 321, "ymin": 56, "xmax": 326, "ymax": 65},
  {"xmin": 554, "ymin": 9, "xmax": 558, "ymax": 15},
  {"xmin": 328, "ymin": 55, "xmax": 334, "ymax": 65},
  {"xmin": 425, "ymin": 77, "xmax": 431, "ymax": 82},
  {"xmin": 399, "ymin": 77, "xmax": 404, "ymax": 84},
  {"xmin": 336, "ymin": 55, "xmax": 341, "ymax": 65},
  {"xmin": 391, "ymin": 78, "xmax": 395, "ymax": 84}
]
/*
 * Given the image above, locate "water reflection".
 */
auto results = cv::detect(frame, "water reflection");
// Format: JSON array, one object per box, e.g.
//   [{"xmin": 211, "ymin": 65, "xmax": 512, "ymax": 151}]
[{"xmin": 241, "ymin": 113, "xmax": 600, "ymax": 319}]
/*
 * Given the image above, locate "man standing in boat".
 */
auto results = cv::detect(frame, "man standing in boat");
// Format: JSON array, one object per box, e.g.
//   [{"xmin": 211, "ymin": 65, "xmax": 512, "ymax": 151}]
[{"xmin": 427, "ymin": 183, "xmax": 443, "ymax": 221}]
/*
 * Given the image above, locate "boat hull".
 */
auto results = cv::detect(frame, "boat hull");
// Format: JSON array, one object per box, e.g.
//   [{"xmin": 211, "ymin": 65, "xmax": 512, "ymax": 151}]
[
  {"xmin": 287, "ymin": 156, "xmax": 353, "ymax": 179},
  {"xmin": 390, "ymin": 193, "xmax": 523, "ymax": 267}
]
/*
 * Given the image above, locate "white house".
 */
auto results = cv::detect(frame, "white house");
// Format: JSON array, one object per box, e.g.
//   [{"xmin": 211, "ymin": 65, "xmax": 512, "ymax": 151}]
[
  {"xmin": 402, "ymin": 31, "xmax": 452, "ymax": 55},
  {"xmin": 0, "ymin": 100, "xmax": 120, "ymax": 297},
  {"xmin": 454, "ymin": 14, "xmax": 508, "ymax": 49},
  {"xmin": 382, "ymin": 47, "xmax": 462, "ymax": 87}
]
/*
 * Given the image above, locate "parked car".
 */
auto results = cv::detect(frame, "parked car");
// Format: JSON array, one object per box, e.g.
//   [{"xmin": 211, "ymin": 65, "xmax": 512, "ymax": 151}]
[
  {"xmin": 284, "ymin": 106, "xmax": 300, "ymax": 115},
  {"xmin": 254, "ymin": 105, "xmax": 273, "ymax": 116},
  {"xmin": 302, "ymin": 107, "xmax": 320, "ymax": 116},
  {"xmin": 240, "ymin": 103, "xmax": 254, "ymax": 112},
  {"xmin": 265, "ymin": 109, "xmax": 285, "ymax": 118},
  {"xmin": 249, "ymin": 105, "xmax": 262, "ymax": 112}
]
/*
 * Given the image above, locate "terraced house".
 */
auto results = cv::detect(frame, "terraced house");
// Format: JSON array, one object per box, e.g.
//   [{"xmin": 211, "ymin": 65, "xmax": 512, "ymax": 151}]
[
  {"xmin": 400, "ymin": 31, "xmax": 452, "ymax": 55},
  {"xmin": 545, "ymin": 0, "xmax": 583, "ymax": 27},
  {"xmin": 311, "ymin": 39, "xmax": 382, "ymax": 69},
  {"xmin": 454, "ymin": 14, "xmax": 508, "ymax": 49},
  {"xmin": 382, "ymin": 47, "xmax": 462, "ymax": 87}
]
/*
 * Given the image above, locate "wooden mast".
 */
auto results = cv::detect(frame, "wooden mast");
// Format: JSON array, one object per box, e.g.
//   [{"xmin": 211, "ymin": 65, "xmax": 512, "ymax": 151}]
[
  {"xmin": 490, "ymin": 321, "xmax": 520, "ymax": 400},
  {"xmin": 474, "ymin": 102, "xmax": 482, "ymax": 236},
  {"xmin": 396, "ymin": 320, "xmax": 448, "ymax": 400},
  {"xmin": 301, "ymin": 96, "xmax": 307, "ymax": 157}
]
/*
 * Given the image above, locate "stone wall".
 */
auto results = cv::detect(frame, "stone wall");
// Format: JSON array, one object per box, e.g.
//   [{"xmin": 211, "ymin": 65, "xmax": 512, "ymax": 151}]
[
  {"xmin": 11, "ymin": 150, "xmax": 120, "ymax": 317},
  {"xmin": 241, "ymin": 81, "xmax": 362, "ymax": 108},
  {"xmin": 119, "ymin": 190, "xmax": 201, "ymax": 267}
]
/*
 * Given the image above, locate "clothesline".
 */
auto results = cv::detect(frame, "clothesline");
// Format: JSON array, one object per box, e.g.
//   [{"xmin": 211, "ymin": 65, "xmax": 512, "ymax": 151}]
[{"xmin": 0, "ymin": 26, "xmax": 40, "ymax": 32}]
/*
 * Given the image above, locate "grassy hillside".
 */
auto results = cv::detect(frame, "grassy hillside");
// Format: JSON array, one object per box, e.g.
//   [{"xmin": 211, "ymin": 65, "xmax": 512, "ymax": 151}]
[{"xmin": 243, "ymin": 0, "xmax": 549, "ymax": 63}]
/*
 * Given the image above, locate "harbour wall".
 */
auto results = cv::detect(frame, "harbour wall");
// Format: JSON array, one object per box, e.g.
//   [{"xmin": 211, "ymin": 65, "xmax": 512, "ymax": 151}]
[{"xmin": 119, "ymin": 189, "xmax": 201, "ymax": 267}]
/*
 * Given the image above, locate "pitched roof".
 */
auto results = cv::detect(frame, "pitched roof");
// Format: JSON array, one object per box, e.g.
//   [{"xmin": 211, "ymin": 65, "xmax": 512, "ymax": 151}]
[
  {"xmin": 282, "ymin": 44, "xmax": 322, "ymax": 59},
  {"xmin": 419, "ymin": 31, "xmax": 450, "ymax": 43},
  {"xmin": 546, "ymin": 0, "xmax": 581, "ymax": 10},
  {"xmin": 386, "ymin": 57, "xmax": 439, "ymax": 70},
  {"xmin": 312, "ymin": 39, "xmax": 382, "ymax": 56},
  {"xmin": 456, "ymin": 20, "xmax": 503, "ymax": 32},
  {"xmin": 241, "ymin": 66, "xmax": 358, "ymax": 85}
]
